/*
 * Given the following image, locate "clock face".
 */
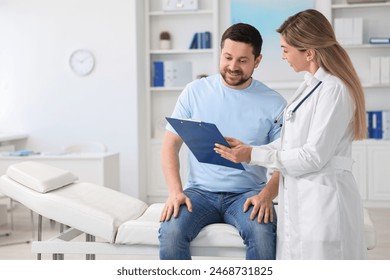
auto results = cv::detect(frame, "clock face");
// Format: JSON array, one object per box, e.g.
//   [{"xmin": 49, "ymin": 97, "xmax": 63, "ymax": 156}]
[{"xmin": 69, "ymin": 49, "xmax": 95, "ymax": 76}]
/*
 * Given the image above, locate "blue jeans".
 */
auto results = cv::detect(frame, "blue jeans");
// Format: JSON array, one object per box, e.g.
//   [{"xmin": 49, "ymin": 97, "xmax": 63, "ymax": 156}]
[{"xmin": 159, "ymin": 188, "xmax": 277, "ymax": 260}]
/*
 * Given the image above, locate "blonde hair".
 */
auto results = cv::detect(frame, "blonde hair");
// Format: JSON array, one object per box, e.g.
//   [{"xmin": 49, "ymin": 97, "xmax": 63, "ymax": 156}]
[{"xmin": 277, "ymin": 9, "xmax": 367, "ymax": 140}]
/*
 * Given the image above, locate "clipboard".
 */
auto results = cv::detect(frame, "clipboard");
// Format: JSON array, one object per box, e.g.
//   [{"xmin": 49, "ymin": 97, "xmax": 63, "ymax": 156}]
[{"xmin": 166, "ymin": 117, "xmax": 245, "ymax": 170}]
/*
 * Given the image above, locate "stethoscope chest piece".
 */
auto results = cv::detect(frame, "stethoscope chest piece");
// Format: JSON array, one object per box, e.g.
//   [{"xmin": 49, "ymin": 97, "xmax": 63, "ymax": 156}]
[{"xmin": 285, "ymin": 110, "xmax": 294, "ymax": 122}]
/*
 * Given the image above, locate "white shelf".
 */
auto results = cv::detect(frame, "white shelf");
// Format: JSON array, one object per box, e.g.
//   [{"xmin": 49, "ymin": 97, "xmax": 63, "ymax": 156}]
[
  {"xmin": 343, "ymin": 44, "xmax": 390, "ymax": 49},
  {"xmin": 332, "ymin": 2, "xmax": 390, "ymax": 9},
  {"xmin": 149, "ymin": 10, "xmax": 214, "ymax": 16},
  {"xmin": 150, "ymin": 49, "xmax": 214, "ymax": 55},
  {"xmin": 362, "ymin": 83, "xmax": 390, "ymax": 88},
  {"xmin": 150, "ymin": 87, "xmax": 184, "ymax": 92}
]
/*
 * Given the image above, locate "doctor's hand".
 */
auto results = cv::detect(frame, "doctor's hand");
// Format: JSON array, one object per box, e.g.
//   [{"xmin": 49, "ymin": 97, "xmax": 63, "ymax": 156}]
[
  {"xmin": 224, "ymin": 136, "xmax": 244, "ymax": 148},
  {"xmin": 214, "ymin": 141, "xmax": 252, "ymax": 163},
  {"xmin": 160, "ymin": 192, "xmax": 192, "ymax": 222},
  {"xmin": 243, "ymin": 189, "xmax": 274, "ymax": 224}
]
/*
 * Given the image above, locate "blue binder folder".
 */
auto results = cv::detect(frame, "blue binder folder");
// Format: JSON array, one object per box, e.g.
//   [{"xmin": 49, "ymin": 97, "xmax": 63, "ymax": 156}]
[{"xmin": 166, "ymin": 117, "xmax": 245, "ymax": 170}]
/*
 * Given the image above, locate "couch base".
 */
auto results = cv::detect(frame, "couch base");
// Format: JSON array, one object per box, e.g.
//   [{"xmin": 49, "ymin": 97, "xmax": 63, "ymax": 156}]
[{"xmin": 32, "ymin": 227, "xmax": 246, "ymax": 260}]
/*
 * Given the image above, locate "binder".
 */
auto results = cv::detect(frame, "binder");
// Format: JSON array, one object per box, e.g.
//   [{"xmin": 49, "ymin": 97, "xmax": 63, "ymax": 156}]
[
  {"xmin": 197, "ymin": 32, "xmax": 202, "ymax": 49},
  {"xmin": 383, "ymin": 110, "xmax": 390, "ymax": 140},
  {"xmin": 152, "ymin": 61, "xmax": 192, "ymax": 87},
  {"xmin": 367, "ymin": 111, "xmax": 387, "ymax": 139},
  {"xmin": 202, "ymin": 31, "xmax": 211, "ymax": 48},
  {"xmin": 370, "ymin": 57, "xmax": 381, "ymax": 85},
  {"xmin": 380, "ymin": 57, "xmax": 390, "ymax": 84},
  {"xmin": 166, "ymin": 117, "xmax": 245, "ymax": 170},
  {"xmin": 152, "ymin": 61, "xmax": 164, "ymax": 87},
  {"xmin": 164, "ymin": 61, "xmax": 192, "ymax": 87},
  {"xmin": 189, "ymin": 33, "xmax": 198, "ymax": 49}
]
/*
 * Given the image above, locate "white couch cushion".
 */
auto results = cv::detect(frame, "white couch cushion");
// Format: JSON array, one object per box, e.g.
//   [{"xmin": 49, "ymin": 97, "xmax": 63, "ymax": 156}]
[
  {"xmin": 6, "ymin": 161, "xmax": 78, "ymax": 193},
  {"xmin": 116, "ymin": 204, "xmax": 376, "ymax": 252},
  {"xmin": 116, "ymin": 203, "xmax": 245, "ymax": 249},
  {"xmin": 0, "ymin": 176, "xmax": 148, "ymax": 243},
  {"xmin": 116, "ymin": 203, "xmax": 162, "ymax": 245}
]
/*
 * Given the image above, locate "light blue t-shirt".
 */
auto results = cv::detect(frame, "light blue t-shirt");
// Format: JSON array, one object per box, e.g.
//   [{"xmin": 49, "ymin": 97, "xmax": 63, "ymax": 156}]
[{"xmin": 167, "ymin": 74, "xmax": 287, "ymax": 193}]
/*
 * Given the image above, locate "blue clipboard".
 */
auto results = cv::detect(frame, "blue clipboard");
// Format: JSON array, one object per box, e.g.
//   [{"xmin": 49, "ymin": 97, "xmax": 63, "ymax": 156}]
[{"xmin": 166, "ymin": 117, "xmax": 245, "ymax": 170}]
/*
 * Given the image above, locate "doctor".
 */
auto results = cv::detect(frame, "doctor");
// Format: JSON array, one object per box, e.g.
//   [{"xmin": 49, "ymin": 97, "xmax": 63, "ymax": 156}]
[{"xmin": 214, "ymin": 9, "xmax": 367, "ymax": 259}]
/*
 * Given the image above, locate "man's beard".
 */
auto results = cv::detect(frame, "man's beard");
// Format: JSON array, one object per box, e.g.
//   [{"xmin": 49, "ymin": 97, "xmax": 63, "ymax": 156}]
[{"xmin": 221, "ymin": 69, "xmax": 251, "ymax": 87}]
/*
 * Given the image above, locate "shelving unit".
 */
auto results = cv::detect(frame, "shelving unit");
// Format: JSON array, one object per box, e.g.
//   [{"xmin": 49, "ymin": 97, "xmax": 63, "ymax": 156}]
[
  {"xmin": 331, "ymin": 0, "xmax": 390, "ymax": 86},
  {"xmin": 139, "ymin": 0, "xmax": 390, "ymax": 206},
  {"xmin": 331, "ymin": 1, "xmax": 390, "ymax": 207},
  {"xmin": 144, "ymin": 0, "xmax": 219, "ymax": 203}
]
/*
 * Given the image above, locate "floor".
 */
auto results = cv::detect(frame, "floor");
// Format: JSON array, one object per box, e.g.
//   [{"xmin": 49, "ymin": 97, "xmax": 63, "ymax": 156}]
[{"xmin": 0, "ymin": 201, "xmax": 389, "ymax": 260}]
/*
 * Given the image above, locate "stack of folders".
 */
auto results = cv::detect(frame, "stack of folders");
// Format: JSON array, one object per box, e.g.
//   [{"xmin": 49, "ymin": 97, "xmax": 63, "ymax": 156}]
[
  {"xmin": 367, "ymin": 110, "xmax": 390, "ymax": 140},
  {"xmin": 334, "ymin": 18, "xmax": 363, "ymax": 45},
  {"xmin": 189, "ymin": 31, "xmax": 212, "ymax": 49}
]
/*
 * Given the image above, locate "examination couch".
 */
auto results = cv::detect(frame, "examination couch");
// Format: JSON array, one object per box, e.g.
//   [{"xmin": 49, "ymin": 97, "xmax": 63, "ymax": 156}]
[{"xmin": 0, "ymin": 161, "xmax": 376, "ymax": 260}]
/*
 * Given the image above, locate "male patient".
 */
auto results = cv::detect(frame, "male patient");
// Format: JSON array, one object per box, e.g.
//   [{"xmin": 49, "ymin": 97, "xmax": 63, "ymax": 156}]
[{"xmin": 158, "ymin": 23, "xmax": 286, "ymax": 260}]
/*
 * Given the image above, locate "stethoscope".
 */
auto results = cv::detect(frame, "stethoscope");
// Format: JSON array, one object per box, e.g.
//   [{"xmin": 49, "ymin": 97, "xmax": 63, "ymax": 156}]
[{"xmin": 274, "ymin": 81, "xmax": 323, "ymax": 127}]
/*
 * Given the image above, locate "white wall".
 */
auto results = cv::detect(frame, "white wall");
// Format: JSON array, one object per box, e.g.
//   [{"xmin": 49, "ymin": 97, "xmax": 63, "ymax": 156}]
[{"xmin": 0, "ymin": 0, "xmax": 141, "ymax": 197}]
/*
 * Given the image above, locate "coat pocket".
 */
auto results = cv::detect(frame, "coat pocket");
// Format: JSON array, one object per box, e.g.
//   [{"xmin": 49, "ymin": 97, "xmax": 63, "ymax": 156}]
[{"xmin": 296, "ymin": 178, "xmax": 340, "ymax": 242}]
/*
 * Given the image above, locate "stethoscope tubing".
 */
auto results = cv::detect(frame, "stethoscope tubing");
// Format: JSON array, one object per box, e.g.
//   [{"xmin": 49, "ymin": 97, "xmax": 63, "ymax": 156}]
[{"xmin": 274, "ymin": 80, "xmax": 323, "ymax": 126}]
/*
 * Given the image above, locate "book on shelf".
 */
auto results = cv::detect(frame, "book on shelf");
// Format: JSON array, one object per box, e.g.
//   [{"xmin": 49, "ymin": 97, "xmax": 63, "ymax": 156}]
[
  {"xmin": 165, "ymin": 117, "xmax": 245, "ymax": 170},
  {"xmin": 189, "ymin": 31, "xmax": 212, "ymax": 49},
  {"xmin": 369, "ymin": 37, "xmax": 390, "ymax": 44}
]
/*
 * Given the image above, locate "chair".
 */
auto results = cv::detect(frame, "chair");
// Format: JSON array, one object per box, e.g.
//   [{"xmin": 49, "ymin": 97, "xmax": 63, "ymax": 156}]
[{"xmin": 63, "ymin": 142, "xmax": 107, "ymax": 153}]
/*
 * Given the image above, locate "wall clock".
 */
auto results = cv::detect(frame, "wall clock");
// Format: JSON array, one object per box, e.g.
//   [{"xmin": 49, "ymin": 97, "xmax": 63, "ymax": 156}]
[{"xmin": 69, "ymin": 49, "xmax": 95, "ymax": 76}]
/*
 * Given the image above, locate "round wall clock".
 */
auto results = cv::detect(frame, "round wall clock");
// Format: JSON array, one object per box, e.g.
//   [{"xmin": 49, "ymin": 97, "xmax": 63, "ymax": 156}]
[{"xmin": 69, "ymin": 49, "xmax": 95, "ymax": 76}]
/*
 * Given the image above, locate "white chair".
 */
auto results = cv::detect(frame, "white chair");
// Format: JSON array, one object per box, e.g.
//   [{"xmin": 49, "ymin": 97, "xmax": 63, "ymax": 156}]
[{"xmin": 63, "ymin": 142, "xmax": 107, "ymax": 153}]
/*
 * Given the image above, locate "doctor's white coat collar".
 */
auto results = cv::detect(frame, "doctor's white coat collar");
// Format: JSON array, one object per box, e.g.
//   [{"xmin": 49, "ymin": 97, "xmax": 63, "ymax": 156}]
[
  {"xmin": 288, "ymin": 67, "xmax": 329, "ymax": 106},
  {"xmin": 304, "ymin": 67, "xmax": 330, "ymax": 87}
]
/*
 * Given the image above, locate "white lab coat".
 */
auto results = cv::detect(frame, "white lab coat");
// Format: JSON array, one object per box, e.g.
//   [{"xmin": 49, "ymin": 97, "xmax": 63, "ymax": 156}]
[{"xmin": 251, "ymin": 68, "xmax": 367, "ymax": 259}]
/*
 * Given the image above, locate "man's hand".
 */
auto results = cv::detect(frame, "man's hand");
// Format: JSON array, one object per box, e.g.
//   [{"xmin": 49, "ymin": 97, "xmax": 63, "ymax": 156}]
[
  {"xmin": 160, "ymin": 192, "xmax": 192, "ymax": 222},
  {"xmin": 243, "ymin": 189, "xmax": 274, "ymax": 224}
]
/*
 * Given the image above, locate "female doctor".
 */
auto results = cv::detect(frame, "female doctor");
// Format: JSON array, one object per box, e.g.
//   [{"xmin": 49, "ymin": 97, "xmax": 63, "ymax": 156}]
[{"xmin": 214, "ymin": 9, "xmax": 367, "ymax": 259}]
